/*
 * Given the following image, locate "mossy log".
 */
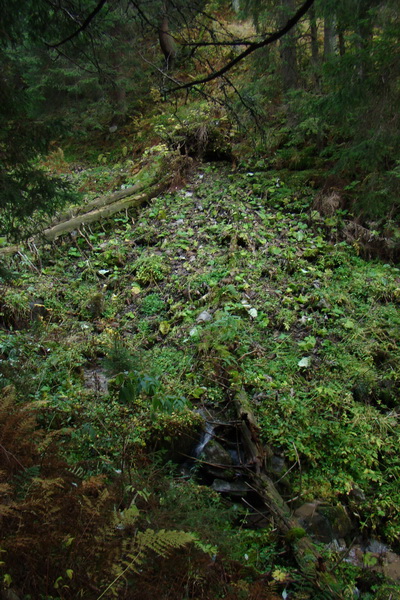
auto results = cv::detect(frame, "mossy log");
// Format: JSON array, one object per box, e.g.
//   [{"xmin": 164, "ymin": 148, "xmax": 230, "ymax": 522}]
[
  {"xmin": 42, "ymin": 179, "xmax": 167, "ymax": 242},
  {"xmin": 0, "ymin": 179, "xmax": 167, "ymax": 255},
  {"xmin": 233, "ymin": 388, "xmax": 337, "ymax": 587},
  {"xmin": 233, "ymin": 388, "xmax": 268, "ymax": 474},
  {"xmin": 48, "ymin": 180, "xmax": 149, "ymax": 227}
]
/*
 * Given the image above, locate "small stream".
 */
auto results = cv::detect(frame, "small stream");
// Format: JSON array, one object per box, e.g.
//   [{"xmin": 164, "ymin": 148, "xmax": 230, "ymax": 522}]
[
  {"xmin": 183, "ymin": 408, "xmax": 400, "ymax": 584},
  {"xmin": 193, "ymin": 418, "xmax": 216, "ymax": 457}
]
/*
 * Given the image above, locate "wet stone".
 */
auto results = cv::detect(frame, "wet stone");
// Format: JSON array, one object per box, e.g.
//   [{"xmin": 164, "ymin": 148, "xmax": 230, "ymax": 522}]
[
  {"xmin": 294, "ymin": 503, "xmax": 333, "ymax": 543},
  {"xmin": 345, "ymin": 541, "xmax": 400, "ymax": 583},
  {"xmin": 197, "ymin": 310, "xmax": 213, "ymax": 323},
  {"xmin": 199, "ymin": 439, "xmax": 236, "ymax": 479},
  {"xmin": 348, "ymin": 486, "xmax": 366, "ymax": 503},
  {"xmin": 269, "ymin": 455, "xmax": 287, "ymax": 476},
  {"xmin": 294, "ymin": 502, "xmax": 353, "ymax": 543},
  {"xmin": 211, "ymin": 479, "xmax": 250, "ymax": 496},
  {"xmin": 318, "ymin": 505, "xmax": 353, "ymax": 539}
]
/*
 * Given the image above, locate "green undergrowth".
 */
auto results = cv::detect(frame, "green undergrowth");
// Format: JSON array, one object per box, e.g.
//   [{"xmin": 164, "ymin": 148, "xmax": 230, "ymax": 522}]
[{"xmin": 1, "ymin": 162, "xmax": 400, "ymax": 597}]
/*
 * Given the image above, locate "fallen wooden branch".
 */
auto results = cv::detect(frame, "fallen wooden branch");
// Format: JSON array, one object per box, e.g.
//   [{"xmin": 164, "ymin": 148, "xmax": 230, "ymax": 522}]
[
  {"xmin": 233, "ymin": 388, "xmax": 339, "ymax": 591},
  {"xmin": 233, "ymin": 388, "xmax": 269, "ymax": 474},
  {"xmin": 42, "ymin": 179, "xmax": 166, "ymax": 242},
  {"xmin": 0, "ymin": 244, "xmax": 20, "ymax": 256},
  {"xmin": 48, "ymin": 179, "xmax": 150, "ymax": 227},
  {"xmin": 0, "ymin": 178, "xmax": 167, "ymax": 254}
]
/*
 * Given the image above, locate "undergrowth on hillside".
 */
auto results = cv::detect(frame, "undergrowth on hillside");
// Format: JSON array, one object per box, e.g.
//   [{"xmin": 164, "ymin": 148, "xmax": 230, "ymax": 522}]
[{"xmin": 1, "ymin": 162, "xmax": 399, "ymax": 598}]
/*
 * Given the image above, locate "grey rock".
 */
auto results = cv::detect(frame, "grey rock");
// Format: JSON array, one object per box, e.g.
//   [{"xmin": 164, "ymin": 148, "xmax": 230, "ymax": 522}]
[
  {"xmin": 345, "ymin": 543, "xmax": 400, "ymax": 582},
  {"xmin": 349, "ymin": 486, "xmax": 366, "ymax": 503},
  {"xmin": 270, "ymin": 455, "xmax": 287, "ymax": 477},
  {"xmin": 318, "ymin": 504, "xmax": 353, "ymax": 538},
  {"xmin": 197, "ymin": 310, "xmax": 212, "ymax": 323},
  {"xmin": 383, "ymin": 551, "xmax": 400, "ymax": 582},
  {"xmin": 212, "ymin": 478, "xmax": 249, "ymax": 495},
  {"xmin": 295, "ymin": 502, "xmax": 353, "ymax": 543},
  {"xmin": 200, "ymin": 439, "xmax": 233, "ymax": 467},
  {"xmin": 295, "ymin": 502, "xmax": 333, "ymax": 543},
  {"xmin": 364, "ymin": 539, "xmax": 390, "ymax": 554}
]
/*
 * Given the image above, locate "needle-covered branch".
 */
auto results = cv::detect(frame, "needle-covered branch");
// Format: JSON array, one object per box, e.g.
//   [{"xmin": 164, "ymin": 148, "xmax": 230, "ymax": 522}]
[
  {"xmin": 46, "ymin": 0, "xmax": 108, "ymax": 48},
  {"xmin": 168, "ymin": 0, "xmax": 315, "ymax": 92}
]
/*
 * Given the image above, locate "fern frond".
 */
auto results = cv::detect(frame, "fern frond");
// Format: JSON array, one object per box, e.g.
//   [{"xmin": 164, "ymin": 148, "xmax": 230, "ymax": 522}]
[
  {"xmin": 0, "ymin": 503, "xmax": 14, "ymax": 517},
  {"xmin": 12, "ymin": 465, "xmax": 40, "ymax": 499},
  {"xmin": 0, "ymin": 479, "xmax": 11, "ymax": 493},
  {"xmin": 0, "ymin": 386, "xmax": 40, "ymax": 475},
  {"xmin": 97, "ymin": 529, "xmax": 195, "ymax": 600},
  {"xmin": 136, "ymin": 528, "xmax": 195, "ymax": 557}
]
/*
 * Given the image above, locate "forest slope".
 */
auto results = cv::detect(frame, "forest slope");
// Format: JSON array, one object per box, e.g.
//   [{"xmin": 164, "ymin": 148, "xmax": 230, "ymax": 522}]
[{"xmin": 1, "ymin": 161, "xmax": 400, "ymax": 599}]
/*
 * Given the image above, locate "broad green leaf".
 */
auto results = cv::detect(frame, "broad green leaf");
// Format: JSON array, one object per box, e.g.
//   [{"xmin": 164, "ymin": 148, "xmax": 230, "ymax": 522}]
[
  {"xmin": 159, "ymin": 321, "xmax": 170, "ymax": 335},
  {"xmin": 298, "ymin": 356, "xmax": 311, "ymax": 368}
]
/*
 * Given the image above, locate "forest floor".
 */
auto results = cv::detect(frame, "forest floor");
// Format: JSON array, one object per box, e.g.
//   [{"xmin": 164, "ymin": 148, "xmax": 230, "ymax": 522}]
[{"xmin": 1, "ymin": 151, "xmax": 400, "ymax": 599}]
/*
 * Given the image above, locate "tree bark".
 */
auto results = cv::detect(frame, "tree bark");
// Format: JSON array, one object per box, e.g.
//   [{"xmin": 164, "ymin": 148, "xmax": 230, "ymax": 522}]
[
  {"xmin": 309, "ymin": 4, "xmax": 319, "ymax": 66},
  {"xmin": 159, "ymin": 14, "xmax": 176, "ymax": 70},
  {"xmin": 279, "ymin": 0, "xmax": 298, "ymax": 92},
  {"xmin": 232, "ymin": 388, "xmax": 330, "ymax": 577},
  {"xmin": 338, "ymin": 28, "xmax": 345, "ymax": 56},
  {"xmin": 234, "ymin": 389, "xmax": 319, "ymax": 570},
  {"xmin": 0, "ymin": 177, "xmax": 170, "ymax": 254},
  {"xmin": 309, "ymin": 4, "xmax": 320, "ymax": 89},
  {"xmin": 323, "ymin": 16, "xmax": 336, "ymax": 59},
  {"xmin": 41, "ymin": 182, "xmax": 166, "ymax": 242},
  {"xmin": 48, "ymin": 180, "xmax": 149, "ymax": 226}
]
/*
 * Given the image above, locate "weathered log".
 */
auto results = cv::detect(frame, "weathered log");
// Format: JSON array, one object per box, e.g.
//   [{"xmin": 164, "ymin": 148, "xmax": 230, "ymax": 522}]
[
  {"xmin": 233, "ymin": 388, "xmax": 331, "ymax": 579},
  {"xmin": 0, "ymin": 178, "xmax": 167, "ymax": 255},
  {"xmin": 233, "ymin": 388, "xmax": 267, "ymax": 474},
  {"xmin": 48, "ymin": 180, "xmax": 149, "ymax": 226},
  {"xmin": 42, "ymin": 180, "xmax": 166, "ymax": 242},
  {"xmin": 0, "ymin": 244, "xmax": 20, "ymax": 256}
]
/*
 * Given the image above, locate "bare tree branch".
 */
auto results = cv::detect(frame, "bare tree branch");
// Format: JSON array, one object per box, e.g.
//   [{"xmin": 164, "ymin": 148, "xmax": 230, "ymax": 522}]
[
  {"xmin": 168, "ymin": 0, "xmax": 315, "ymax": 93},
  {"xmin": 184, "ymin": 38, "xmax": 254, "ymax": 48},
  {"xmin": 46, "ymin": 0, "xmax": 108, "ymax": 48}
]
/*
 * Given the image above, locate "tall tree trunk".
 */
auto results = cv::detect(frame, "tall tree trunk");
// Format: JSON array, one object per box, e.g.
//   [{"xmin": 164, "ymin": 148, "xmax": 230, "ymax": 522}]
[
  {"xmin": 356, "ymin": 4, "xmax": 374, "ymax": 80},
  {"xmin": 323, "ymin": 16, "xmax": 336, "ymax": 59},
  {"xmin": 108, "ymin": 24, "xmax": 127, "ymax": 126},
  {"xmin": 279, "ymin": 0, "xmax": 298, "ymax": 92},
  {"xmin": 309, "ymin": 4, "xmax": 320, "ymax": 89},
  {"xmin": 232, "ymin": 0, "xmax": 240, "ymax": 12},
  {"xmin": 159, "ymin": 2, "xmax": 176, "ymax": 71},
  {"xmin": 338, "ymin": 27, "xmax": 345, "ymax": 56},
  {"xmin": 309, "ymin": 4, "xmax": 319, "ymax": 65}
]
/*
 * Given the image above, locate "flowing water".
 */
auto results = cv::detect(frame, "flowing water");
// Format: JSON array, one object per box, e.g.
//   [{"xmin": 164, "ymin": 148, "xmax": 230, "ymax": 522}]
[{"xmin": 193, "ymin": 419, "xmax": 216, "ymax": 457}]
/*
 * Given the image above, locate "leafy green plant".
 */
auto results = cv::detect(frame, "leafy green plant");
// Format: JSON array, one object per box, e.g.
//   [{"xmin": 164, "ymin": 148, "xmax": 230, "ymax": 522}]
[
  {"xmin": 140, "ymin": 293, "xmax": 166, "ymax": 316},
  {"xmin": 113, "ymin": 370, "xmax": 190, "ymax": 416},
  {"xmin": 134, "ymin": 254, "xmax": 169, "ymax": 284},
  {"xmin": 103, "ymin": 337, "xmax": 138, "ymax": 375}
]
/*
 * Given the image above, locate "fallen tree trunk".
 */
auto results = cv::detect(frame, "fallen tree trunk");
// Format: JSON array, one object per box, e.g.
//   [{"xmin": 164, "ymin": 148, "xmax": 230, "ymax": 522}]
[
  {"xmin": 233, "ymin": 388, "xmax": 269, "ymax": 474},
  {"xmin": 48, "ymin": 180, "xmax": 150, "ymax": 227},
  {"xmin": 0, "ymin": 178, "xmax": 167, "ymax": 254},
  {"xmin": 233, "ymin": 389, "xmax": 307, "ymax": 537},
  {"xmin": 0, "ymin": 244, "xmax": 20, "ymax": 256},
  {"xmin": 233, "ymin": 388, "xmax": 338, "ymax": 588},
  {"xmin": 42, "ymin": 180, "xmax": 166, "ymax": 242}
]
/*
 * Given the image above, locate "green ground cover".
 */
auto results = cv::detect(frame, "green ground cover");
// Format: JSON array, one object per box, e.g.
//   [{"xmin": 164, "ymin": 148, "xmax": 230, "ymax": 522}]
[{"xmin": 1, "ymin": 162, "xmax": 399, "ymax": 598}]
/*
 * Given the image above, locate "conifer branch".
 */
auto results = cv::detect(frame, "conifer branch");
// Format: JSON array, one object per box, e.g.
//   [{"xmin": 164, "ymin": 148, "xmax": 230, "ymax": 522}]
[
  {"xmin": 168, "ymin": 0, "xmax": 315, "ymax": 92},
  {"xmin": 46, "ymin": 0, "xmax": 108, "ymax": 48}
]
